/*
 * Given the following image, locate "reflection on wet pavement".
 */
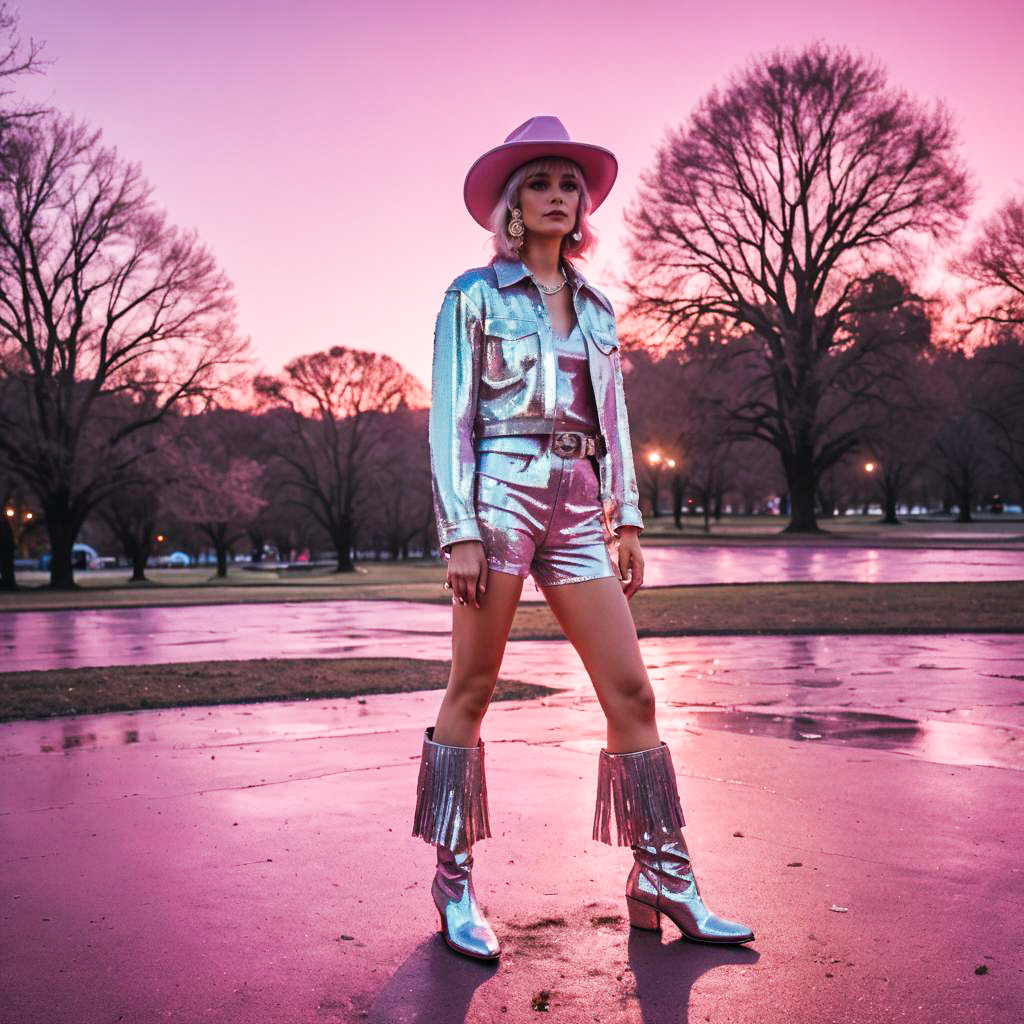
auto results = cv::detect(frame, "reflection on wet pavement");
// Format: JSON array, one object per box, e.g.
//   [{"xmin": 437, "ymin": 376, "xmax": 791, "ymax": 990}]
[
  {"xmin": 687, "ymin": 707, "xmax": 923, "ymax": 747},
  {"xmin": 626, "ymin": 545, "xmax": 1024, "ymax": 589},
  {"xmin": 5, "ymin": 633, "xmax": 1021, "ymax": 773},
  {"xmin": 2, "ymin": 600, "xmax": 454, "ymax": 672}
]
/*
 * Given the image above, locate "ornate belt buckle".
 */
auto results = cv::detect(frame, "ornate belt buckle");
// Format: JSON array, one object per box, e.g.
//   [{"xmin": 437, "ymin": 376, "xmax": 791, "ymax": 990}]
[{"xmin": 552, "ymin": 431, "xmax": 582, "ymax": 457}]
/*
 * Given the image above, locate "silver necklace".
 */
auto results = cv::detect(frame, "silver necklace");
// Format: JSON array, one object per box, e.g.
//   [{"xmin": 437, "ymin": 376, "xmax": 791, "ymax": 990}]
[{"xmin": 530, "ymin": 269, "xmax": 567, "ymax": 295}]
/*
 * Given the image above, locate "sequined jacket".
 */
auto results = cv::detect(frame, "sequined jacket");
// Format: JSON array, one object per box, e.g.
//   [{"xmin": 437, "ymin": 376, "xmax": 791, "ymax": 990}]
[{"xmin": 429, "ymin": 257, "xmax": 645, "ymax": 552}]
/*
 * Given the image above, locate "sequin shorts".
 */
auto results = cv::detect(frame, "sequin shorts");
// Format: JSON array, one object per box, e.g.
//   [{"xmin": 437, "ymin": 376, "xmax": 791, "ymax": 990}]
[{"xmin": 469, "ymin": 444, "xmax": 618, "ymax": 588}]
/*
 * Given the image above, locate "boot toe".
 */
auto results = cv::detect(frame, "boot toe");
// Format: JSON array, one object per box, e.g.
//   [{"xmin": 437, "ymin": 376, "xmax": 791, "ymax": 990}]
[
  {"xmin": 687, "ymin": 912, "xmax": 754, "ymax": 944},
  {"xmin": 445, "ymin": 920, "xmax": 501, "ymax": 959}
]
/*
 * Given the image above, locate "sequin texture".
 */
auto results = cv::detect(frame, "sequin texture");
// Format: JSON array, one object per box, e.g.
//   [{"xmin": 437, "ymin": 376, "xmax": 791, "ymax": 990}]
[{"xmin": 429, "ymin": 257, "xmax": 644, "ymax": 559}]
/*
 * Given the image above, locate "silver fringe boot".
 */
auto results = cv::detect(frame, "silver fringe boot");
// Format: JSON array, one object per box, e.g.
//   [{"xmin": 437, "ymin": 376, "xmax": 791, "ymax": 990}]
[
  {"xmin": 593, "ymin": 741, "xmax": 755, "ymax": 944},
  {"xmin": 411, "ymin": 726, "xmax": 500, "ymax": 960}
]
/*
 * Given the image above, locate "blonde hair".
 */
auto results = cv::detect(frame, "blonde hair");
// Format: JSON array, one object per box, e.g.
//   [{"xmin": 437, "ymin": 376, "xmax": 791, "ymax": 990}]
[{"xmin": 488, "ymin": 157, "xmax": 598, "ymax": 261}]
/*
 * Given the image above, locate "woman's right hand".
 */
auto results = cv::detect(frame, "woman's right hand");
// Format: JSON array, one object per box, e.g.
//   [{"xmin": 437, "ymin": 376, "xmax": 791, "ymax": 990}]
[{"xmin": 445, "ymin": 540, "xmax": 489, "ymax": 609}]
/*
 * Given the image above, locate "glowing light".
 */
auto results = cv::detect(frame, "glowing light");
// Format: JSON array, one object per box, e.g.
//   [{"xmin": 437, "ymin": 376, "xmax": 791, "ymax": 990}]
[
  {"xmin": 864, "ymin": 462, "xmax": 876, "ymax": 473},
  {"xmin": 24, "ymin": 512, "xmax": 32, "ymax": 520},
  {"xmin": 647, "ymin": 451, "xmax": 662, "ymax": 465},
  {"xmin": 666, "ymin": 458, "xmax": 676, "ymax": 469},
  {"xmin": 156, "ymin": 534, "xmax": 165, "ymax": 543},
  {"xmin": 4, "ymin": 508, "xmax": 13, "ymax": 517}
]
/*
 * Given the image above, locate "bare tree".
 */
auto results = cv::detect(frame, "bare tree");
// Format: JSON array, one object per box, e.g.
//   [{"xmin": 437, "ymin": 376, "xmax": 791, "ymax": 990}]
[
  {"xmin": 360, "ymin": 406, "xmax": 432, "ymax": 558},
  {"xmin": 253, "ymin": 347, "xmax": 426, "ymax": 572},
  {"xmin": 958, "ymin": 194, "xmax": 1024, "ymax": 330},
  {"xmin": 94, "ymin": 420, "xmax": 179, "ymax": 582},
  {"xmin": 165, "ymin": 428, "xmax": 266, "ymax": 578},
  {"xmin": 971, "ymin": 331, "xmax": 1024, "ymax": 507},
  {"xmin": 928, "ymin": 349, "xmax": 1000, "ymax": 522},
  {"xmin": 0, "ymin": 112, "xmax": 247, "ymax": 587},
  {"xmin": 623, "ymin": 42, "xmax": 973, "ymax": 531},
  {"xmin": 0, "ymin": 2, "xmax": 45, "ymax": 133}
]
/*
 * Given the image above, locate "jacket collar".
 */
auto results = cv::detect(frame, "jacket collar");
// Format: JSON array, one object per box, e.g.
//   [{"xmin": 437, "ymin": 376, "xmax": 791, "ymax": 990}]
[{"xmin": 492, "ymin": 257, "xmax": 615, "ymax": 316}]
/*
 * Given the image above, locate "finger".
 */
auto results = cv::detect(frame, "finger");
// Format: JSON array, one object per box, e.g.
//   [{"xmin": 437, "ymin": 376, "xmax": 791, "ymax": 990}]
[
  {"xmin": 476, "ymin": 559, "xmax": 489, "ymax": 607},
  {"xmin": 618, "ymin": 550, "xmax": 632, "ymax": 583}
]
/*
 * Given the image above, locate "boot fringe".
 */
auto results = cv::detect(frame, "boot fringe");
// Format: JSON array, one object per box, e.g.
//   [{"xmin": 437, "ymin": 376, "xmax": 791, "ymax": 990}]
[
  {"xmin": 592, "ymin": 742, "xmax": 685, "ymax": 847},
  {"xmin": 412, "ymin": 726, "xmax": 492, "ymax": 851}
]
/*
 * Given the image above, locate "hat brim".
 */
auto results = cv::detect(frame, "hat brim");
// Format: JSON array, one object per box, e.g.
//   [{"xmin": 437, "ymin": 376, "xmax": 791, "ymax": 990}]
[{"xmin": 463, "ymin": 140, "xmax": 618, "ymax": 230}]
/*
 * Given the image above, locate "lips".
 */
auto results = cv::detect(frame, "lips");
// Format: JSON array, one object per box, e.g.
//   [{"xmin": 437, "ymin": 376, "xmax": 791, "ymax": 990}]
[{"xmin": 544, "ymin": 210, "xmax": 568, "ymax": 218}]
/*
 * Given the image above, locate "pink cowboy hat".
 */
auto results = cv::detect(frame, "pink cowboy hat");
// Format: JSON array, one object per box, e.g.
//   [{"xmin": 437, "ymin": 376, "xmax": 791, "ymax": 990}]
[{"xmin": 463, "ymin": 115, "xmax": 618, "ymax": 229}]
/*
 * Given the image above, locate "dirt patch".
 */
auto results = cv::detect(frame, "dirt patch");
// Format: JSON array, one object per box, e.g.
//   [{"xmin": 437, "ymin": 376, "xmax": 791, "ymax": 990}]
[{"xmin": 0, "ymin": 657, "xmax": 561, "ymax": 722}]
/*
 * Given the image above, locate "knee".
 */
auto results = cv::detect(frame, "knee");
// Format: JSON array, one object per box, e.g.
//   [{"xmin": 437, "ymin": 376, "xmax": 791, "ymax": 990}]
[
  {"xmin": 445, "ymin": 669, "xmax": 498, "ymax": 722},
  {"xmin": 609, "ymin": 677, "xmax": 657, "ymax": 725}
]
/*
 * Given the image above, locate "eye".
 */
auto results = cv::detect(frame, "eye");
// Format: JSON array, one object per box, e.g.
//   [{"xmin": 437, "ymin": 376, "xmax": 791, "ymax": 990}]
[
  {"xmin": 561, "ymin": 180, "xmax": 579, "ymax": 191},
  {"xmin": 528, "ymin": 179, "xmax": 548, "ymax": 190}
]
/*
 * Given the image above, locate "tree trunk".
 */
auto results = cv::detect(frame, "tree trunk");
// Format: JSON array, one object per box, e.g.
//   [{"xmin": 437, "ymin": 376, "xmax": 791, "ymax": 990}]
[
  {"xmin": 783, "ymin": 442, "xmax": 821, "ymax": 533},
  {"xmin": 46, "ymin": 504, "xmax": 79, "ymax": 589},
  {"xmin": 334, "ymin": 521, "xmax": 354, "ymax": 572},
  {"xmin": 954, "ymin": 474, "xmax": 973, "ymax": 523},
  {"xmin": 881, "ymin": 473, "xmax": 901, "ymax": 525},
  {"xmin": 249, "ymin": 528, "xmax": 265, "ymax": 563},
  {"xmin": 129, "ymin": 540, "xmax": 149, "ymax": 582},
  {"xmin": 671, "ymin": 478, "xmax": 685, "ymax": 528},
  {"xmin": 648, "ymin": 477, "xmax": 661, "ymax": 518},
  {"xmin": 0, "ymin": 513, "xmax": 16, "ymax": 590}
]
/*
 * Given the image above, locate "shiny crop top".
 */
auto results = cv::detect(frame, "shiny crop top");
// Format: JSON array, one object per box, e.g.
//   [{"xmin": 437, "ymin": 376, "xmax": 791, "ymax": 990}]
[{"xmin": 476, "ymin": 322, "xmax": 599, "ymax": 455}]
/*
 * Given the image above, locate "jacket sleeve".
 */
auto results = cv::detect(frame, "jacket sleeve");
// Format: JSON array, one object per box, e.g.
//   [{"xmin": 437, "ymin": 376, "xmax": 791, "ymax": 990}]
[
  {"xmin": 606, "ymin": 346, "xmax": 645, "ymax": 537},
  {"xmin": 429, "ymin": 286, "xmax": 484, "ymax": 553}
]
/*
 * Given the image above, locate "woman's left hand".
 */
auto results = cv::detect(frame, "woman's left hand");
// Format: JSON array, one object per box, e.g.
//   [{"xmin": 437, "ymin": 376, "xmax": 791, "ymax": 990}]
[{"xmin": 616, "ymin": 526, "xmax": 644, "ymax": 601}]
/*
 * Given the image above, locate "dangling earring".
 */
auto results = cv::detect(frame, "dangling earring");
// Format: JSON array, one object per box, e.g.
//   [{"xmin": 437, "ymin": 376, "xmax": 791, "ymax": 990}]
[
  {"xmin": 508, "ymin": 207, "xmax": 525, "ymax": 251},
  {"xmin": 571, "ymin": 227, "xmax": 583, "ymax": 242}
]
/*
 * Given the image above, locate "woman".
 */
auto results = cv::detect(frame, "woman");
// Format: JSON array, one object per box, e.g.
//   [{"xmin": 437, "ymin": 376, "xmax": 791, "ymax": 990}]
[{"xmin": 412, "ymin": 116, "xmax": 754, "ymax": 960}]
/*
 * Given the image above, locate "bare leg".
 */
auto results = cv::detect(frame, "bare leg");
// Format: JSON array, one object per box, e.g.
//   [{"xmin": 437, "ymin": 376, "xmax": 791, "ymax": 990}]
[
  {"xmin": 432, "ymin": 569, "xmax": 525, "ymax": 747},
  {"xmin": 539, "ymin": 575, "xmax": 660, "ymax": 752}
]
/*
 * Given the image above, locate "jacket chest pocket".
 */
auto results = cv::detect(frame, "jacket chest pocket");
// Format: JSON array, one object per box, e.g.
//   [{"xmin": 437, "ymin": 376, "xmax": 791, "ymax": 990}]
[
  {"xmin": 481, "ymin": 317, "xmax": 541, "ymax": 389},
  {"xmin": 589, "ymin": 329, "xmax": 620, "ymax": 356}
]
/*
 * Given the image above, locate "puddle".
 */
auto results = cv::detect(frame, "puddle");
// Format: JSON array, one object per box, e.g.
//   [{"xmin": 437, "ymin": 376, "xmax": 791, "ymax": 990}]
[
  {"xmin": 680, "ymin": 706, "xmax": 1022, "ymax": 769},
  {"xmin": 686, "ymin": 708, "xmax": 922, "ymax": 750},
  {"xmin": 38, "ymin": 724, "xmax": 154, "ymax": 754}
]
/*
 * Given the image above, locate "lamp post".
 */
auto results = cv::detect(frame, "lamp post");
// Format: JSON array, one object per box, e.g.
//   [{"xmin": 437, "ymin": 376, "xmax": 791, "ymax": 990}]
[
  {"xmin": 646, "ymin": 451, "xmax": 682, "ymax": 522},
  {"xmin": 646, "ymin": 451, "xmax": 663, "ymax": 518},
  {"xmin": 1, "ymin": 502, "xmax": 36, "ymax": 590}
]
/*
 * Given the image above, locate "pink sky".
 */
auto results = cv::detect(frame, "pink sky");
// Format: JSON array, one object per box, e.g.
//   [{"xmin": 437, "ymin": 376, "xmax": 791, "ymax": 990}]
[{"xmin": 15, "ymin": 0, "xmax": 1024, "ymax": 392}]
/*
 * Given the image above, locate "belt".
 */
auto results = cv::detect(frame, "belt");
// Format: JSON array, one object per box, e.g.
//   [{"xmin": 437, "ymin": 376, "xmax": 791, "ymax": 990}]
[
  {"xmin": 550, "ymin": 430, "xmax": 604, "ymax": 458},
  {"xmin": 476, "ymin": 427, "xmax": 605, "ymax": 459}
]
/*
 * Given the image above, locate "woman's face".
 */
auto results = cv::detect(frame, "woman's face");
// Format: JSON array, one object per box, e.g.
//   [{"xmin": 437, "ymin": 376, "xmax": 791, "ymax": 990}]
[{"xmin": 517, "ymin": 164, "xmax": 582, "ymax": 243}]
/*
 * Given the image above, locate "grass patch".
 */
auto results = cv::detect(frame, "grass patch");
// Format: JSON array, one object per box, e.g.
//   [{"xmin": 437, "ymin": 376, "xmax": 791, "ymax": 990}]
[
  {"xmin": 510, "ymin": 581, "xmax": 1024, "ymax": 638},
  {"xmin": 0, "ymin": 657, "xmax": 560, "ymax": 723}
]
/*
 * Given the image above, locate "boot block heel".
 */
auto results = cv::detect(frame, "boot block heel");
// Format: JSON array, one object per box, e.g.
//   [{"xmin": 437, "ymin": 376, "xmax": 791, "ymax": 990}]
[{"xmin": 626, "ymin": 895, "xmax": 661, "ymax": 930}]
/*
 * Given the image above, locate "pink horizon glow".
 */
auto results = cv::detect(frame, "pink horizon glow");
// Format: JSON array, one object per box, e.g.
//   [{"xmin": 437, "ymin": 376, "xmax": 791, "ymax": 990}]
[{"xmin": 15, "ymin": 0, "xmax": 1024, "ymax": 393}]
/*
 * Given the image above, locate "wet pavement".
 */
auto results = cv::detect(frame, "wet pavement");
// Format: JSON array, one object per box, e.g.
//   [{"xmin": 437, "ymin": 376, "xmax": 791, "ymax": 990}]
[
  {"xmin": 634, "ymin": 543, "xmax": 1024, "ymax": 587},
  {"xmin": 5, "ymin": 577, "xmax": 1024, "ymax": 673},
  {"xmin": 4, "ymin": 632, "xmax": 1022, "ymax": 772},
  {"xmin": 3, "ymin": 630, "xmax": 1023, "ymax": 1022}
]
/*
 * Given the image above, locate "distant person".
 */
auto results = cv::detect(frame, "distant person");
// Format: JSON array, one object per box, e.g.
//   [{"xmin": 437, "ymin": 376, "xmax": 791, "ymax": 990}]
[{"xmin": 411, "ymin": 116, "xmax": 755, "ymax": 959}]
